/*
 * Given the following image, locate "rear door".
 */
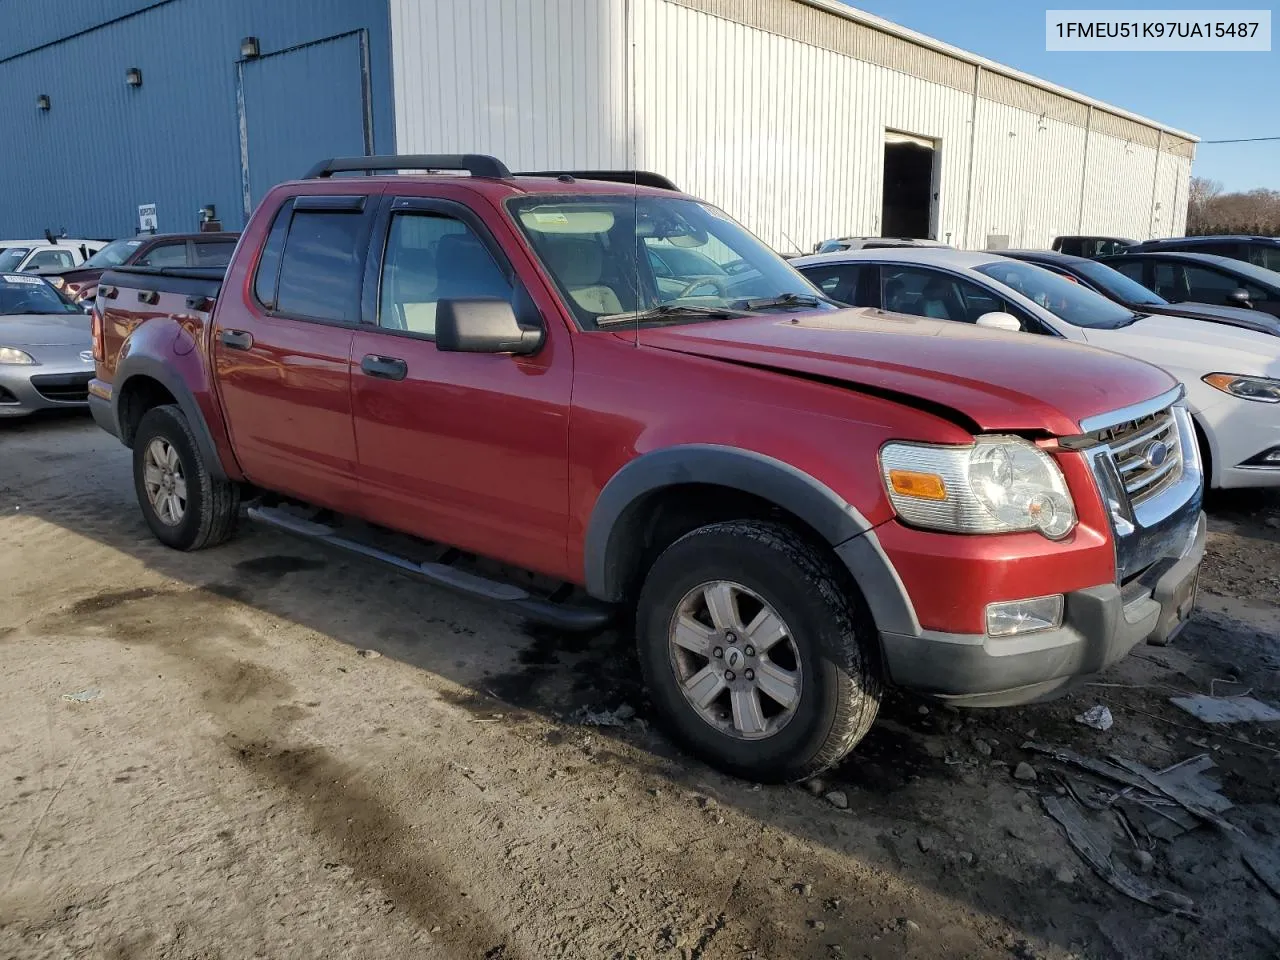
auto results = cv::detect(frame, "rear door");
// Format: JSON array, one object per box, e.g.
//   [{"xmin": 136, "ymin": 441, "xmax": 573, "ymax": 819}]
[
  {"xmin": 349, "ymin": 194, "xmax": 574, "ymax": 579},
  {"xmin": 212, "ymin": 193, "xmax": 378, "ymax": 510}
]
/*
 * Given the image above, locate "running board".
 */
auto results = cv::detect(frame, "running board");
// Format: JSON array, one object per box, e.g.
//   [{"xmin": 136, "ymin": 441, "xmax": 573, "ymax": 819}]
[{"xmin": 247, "ymin": 505, "xmax": 613, "ymax": 632}]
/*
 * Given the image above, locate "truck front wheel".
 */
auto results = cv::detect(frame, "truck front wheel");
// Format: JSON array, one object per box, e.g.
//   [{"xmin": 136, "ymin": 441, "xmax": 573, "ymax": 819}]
[
  {"xmin": 132, "ymin": 404, "xmax": 240, "ymax": 551},
  {"xmin": 635, "ymin": 520, "xmax": 882, "ymax": 783}
]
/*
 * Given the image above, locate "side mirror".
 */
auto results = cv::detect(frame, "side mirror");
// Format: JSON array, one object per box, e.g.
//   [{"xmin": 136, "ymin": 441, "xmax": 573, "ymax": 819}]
[
  {"xmin": 435, "ymin": 298, "xmax": 543, "ymax": 355},
  {"xmin": 976, "ymin": 311, "xmax": 1022, "ymax": 332},
  {"xmin": 1228, "ymin": 288, "xmax": 1253, "ymax": 308}
]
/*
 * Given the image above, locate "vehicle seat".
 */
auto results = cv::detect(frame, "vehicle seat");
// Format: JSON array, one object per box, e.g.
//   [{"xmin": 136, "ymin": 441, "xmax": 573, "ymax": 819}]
[
  {"xmin": 920, "ymin": 277, "xmax": 963, "ymax": 321},
  {"xmin": 542, "ymin": 238, "xmax": 624, "ymax": 315},
  {"xmin": 387, "ymin": 246, "xmax": 438, "ymax": 334},
  {"xmin": 883, "ymin": 276, "xmax": 908, "ymax": 312}
]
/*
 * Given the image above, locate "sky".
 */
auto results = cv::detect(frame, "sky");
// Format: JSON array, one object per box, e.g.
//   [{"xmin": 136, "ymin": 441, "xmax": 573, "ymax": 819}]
[{"xmin": 845, "ymin": 1, "xmax": 1279, "ymax": 192}]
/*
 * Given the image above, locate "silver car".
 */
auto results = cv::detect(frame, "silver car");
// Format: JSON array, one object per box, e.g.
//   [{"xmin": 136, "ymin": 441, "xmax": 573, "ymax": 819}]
[{"xmin": 0, "ymin": 273, "xmax": 94, "ymax": 417}]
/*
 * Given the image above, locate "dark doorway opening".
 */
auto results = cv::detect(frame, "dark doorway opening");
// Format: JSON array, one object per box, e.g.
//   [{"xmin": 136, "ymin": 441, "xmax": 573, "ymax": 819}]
[{"xmin": 881, "ymin": 136, "xmax": 936, "ymax": 239}]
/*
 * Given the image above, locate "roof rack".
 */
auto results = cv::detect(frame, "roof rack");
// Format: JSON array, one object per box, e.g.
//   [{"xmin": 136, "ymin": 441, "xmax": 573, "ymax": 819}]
[
  {"xmin": 516, "ymin": 170, "xmax": 679, "ymax": 191},
  {"xmin": 303, "ymin": 154, "xmax": 513, "ymax": 180}
]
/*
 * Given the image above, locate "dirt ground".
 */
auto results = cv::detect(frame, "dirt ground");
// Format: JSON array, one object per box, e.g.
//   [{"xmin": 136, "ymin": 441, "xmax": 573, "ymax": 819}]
[{"xmin": 2, "ymin": 412, "xmax": 1278, "ymax": 960}]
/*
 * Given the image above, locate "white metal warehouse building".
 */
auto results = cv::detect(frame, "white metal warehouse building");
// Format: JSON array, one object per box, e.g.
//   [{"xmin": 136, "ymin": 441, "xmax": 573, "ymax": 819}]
[{"xmin": 389, "ymin": 0, "xmax": 1197, "ymax": 253}]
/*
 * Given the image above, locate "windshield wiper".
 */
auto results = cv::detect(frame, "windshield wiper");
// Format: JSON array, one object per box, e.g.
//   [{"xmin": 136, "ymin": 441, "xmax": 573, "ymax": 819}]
[
  {"xmin": 595, "ymin": 304, "xmax": 746, "ymax": 327},
  {"xmin": 736, "ymin": 292, "xmax": 834, "ymax": 311}
]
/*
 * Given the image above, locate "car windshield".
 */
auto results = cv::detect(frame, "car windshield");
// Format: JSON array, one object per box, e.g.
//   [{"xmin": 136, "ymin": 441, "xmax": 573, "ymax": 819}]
[
  {"xmin": 0, "ymin": 274, "xmax": 80, "ymax": 315},
  {"xmin": 0, "ymin": 248, "xmax": 31, "ymax": 272},
  {"xmin": 507, "ymin": 195, "xmax": 832, "ymax": 329},
  {"xmin": 83, "ymin": 237, "xmax": 144, "ymax": 268},
  {"xmin": 976, "ymin": 260, "xmax": 1139, "ymax": 328},
  {"xmin": 1072, "ymin": 259, "xmax": 1168, "ymax": 306},
  {"xmin": 1206, "ymin": 256, "xmax": 1280, "ymax": 289}
]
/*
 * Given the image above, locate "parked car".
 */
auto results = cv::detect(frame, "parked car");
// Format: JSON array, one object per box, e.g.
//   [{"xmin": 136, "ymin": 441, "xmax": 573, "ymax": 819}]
[
  {"xmin": 792, "ymin": 247, "xmax": 1280, "ymax": 489},
  {"xmin": 48, "ymin": 232, "xmax": 240, "ymax": 303},
  {"xmin": 1124, "ymin": 235, "xmax": 1280, "ymax": 272},
  {"xmin": 0, "ymin": 238, "xmax": 106, "ymax": 275},
  {"xmin": 89, "ymin": 154, "xmax": 1204, "ymax": 782},
  {"xmin": 1098, "ymin": 251, "xmax": 1280, "ymax": 318},
  {"xmin": 1052, "ymin": 236, "xmax": 1134, "ymax": 258},
  {"xmin": 994, "ymin": 249, "xmax": 1280, "ymax": 338},
  {"xmin": 0, "ymin": 273, "xmax": 94, "ymax": 417},
  {"xmin": 811, "ymin": 236, "xmax": 947, "ymax": 254}
]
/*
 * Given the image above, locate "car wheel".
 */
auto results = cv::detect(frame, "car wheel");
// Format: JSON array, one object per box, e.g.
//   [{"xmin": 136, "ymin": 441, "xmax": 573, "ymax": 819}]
[
  {"xmin": 635, "ymin": 520, "xmax": 882, "ymax": 782},
  {"xmin": 133, "ymin": 404, "xmax": 240, "ymax": 550}
]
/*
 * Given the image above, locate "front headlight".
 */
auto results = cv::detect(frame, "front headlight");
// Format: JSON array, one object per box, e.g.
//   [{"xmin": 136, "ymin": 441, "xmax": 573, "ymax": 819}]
[
  {"xmin": 880, "ymin": 436, "xmax": 1076, "ymax": 539},
  {"xmin": 49, "ymin": 277, "xmax": 65, "ymax": 290},
  {"xmin": 1203, "ymin": 373, "xmax": 1280, "ymax": 404},
  {"xmin": 0, "ymin": 346, "xmax": 36, "ymax": 365}
]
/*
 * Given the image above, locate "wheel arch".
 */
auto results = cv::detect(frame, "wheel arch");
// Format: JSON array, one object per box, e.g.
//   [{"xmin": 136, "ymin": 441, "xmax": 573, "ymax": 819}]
[{"xmin": 114, "ymin": 357, "xmax": 229, "ymax": 481}]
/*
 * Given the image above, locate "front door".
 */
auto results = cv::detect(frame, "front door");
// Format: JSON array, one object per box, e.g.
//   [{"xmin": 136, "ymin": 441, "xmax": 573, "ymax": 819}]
[
  {"xmin": 212, "ymin": 194, "xmax": 377, "ymax": 511},
  {"xmin": 350, "ymin": 196, "xmax": 574, "ymax": 580}
]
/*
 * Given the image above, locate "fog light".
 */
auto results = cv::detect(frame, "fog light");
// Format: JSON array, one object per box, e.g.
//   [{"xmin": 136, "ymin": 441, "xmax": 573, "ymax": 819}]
[
  {"xmin": 1242, "ymin": 446, "xmax": 1280, "ymax": 467},
  {"xmin": 986, "ymin": 595, "xmax": 1063, "ymax": 637}
]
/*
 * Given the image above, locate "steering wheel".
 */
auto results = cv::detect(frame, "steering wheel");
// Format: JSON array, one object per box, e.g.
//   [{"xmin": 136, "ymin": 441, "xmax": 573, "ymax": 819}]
[{"xmin": 675, "ymin": 277, "xmax": 731, "ymax": 299}]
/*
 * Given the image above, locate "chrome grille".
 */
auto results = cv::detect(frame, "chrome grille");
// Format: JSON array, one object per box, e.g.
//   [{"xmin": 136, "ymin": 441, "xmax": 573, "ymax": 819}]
[{"xmin": 1090, "ymin": 407, "xmax": 1183, "ymax": 507}]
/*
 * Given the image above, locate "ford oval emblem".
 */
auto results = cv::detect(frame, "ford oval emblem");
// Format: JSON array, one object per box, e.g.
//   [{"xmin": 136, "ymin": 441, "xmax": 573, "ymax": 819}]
[
  {"xmin": 1142, "ymin": 440, "xmax": 1169, "ymax": 469},
  {"xmin": 79, "ymin": 350, "xmax": 94, "ymax": 364}
]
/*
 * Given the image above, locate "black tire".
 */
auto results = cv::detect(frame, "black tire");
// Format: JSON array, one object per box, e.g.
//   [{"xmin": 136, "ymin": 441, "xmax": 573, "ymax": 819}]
[
  {"xmin": 635, "ymin": 520, "xmax": 882, "ymax": 783},
  {"xmin": 132, "ymin": 404, "xmax": 240, "ymax": 551}
]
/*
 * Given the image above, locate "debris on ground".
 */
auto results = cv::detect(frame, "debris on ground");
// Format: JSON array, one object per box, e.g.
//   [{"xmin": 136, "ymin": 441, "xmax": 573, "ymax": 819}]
[
  {"xmin": 570, "ymin": 703, "xmax": 636, "ymax": 727},
  {"xmin": 1075, "ymin": 704, "xmax": 1114, "ymax": 731},
  {"xmin": 1169, "ymin": 694, "xmax": 1280, "ymax": 724},
  {"xmin": 1013, "ymin": 762, "xmax": 1037, "ymax": 782},
  {"xmin": 824, "ymin": 790, "xmax": 849, "ymax": 810},
  {"xmin": 356, "ymin": 648, "xmax": 381, "ymax": 659},
  {"xmin": 61, "ymin": 687, "xmax": 101, "ymax": 702}
]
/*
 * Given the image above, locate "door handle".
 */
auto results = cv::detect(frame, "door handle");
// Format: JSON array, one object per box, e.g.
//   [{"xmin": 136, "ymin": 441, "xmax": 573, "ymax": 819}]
[
  {"xmin": 360, "ymin": 354, "xmax": 408, "ymax": 381},
  {"xmin": 220, "ymin": 329, "xmax": 254, "ymax": 350}
]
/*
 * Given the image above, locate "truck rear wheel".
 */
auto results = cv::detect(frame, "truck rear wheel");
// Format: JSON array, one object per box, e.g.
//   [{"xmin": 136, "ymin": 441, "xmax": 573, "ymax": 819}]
[
  {"xmin": 132, "ymin": 404, "xmax": 240, "ymax": 551},
  {"xmin": 635, "ymin": 520, "xmax": 882, "ymax": 783}
]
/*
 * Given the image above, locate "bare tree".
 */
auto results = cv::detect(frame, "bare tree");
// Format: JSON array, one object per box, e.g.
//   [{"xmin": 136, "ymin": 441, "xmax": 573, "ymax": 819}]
[{"xmin": 1187, "ymin": 177, "xmax": 1280, "ymax": 236}]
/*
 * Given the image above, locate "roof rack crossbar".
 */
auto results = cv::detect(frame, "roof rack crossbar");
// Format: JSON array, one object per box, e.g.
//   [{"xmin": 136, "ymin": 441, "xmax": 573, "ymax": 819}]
[
  {"xmin": 304, "ymin": 154, "xmax": 512, "ymax": 180},
  {"xmin": 515, "ymin": 170, "xmax": 679, "ymax": 191}
]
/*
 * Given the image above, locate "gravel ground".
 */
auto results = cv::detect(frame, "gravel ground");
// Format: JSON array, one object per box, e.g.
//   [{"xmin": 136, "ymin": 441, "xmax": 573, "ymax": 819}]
[{"xmin": 1, "ymin": 412, "xmax": 1278, "ymax": 960}]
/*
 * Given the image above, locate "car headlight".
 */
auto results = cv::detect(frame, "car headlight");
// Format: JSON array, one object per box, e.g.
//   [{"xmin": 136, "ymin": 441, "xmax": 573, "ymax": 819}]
[
  {"xmin": 1203, "ymin": 373, "xmax": 1280, "ymax": 404},
  {"xmin": 49, "ymin": 276, "xmax": 65, "ymax": 290},
  {"xmin": 0, "ymin": 346, "xmax": 36, "ymax": 365},
  {"xmin": 880, "ymin": 436, "xmax": 1076, "ymax": 539}
]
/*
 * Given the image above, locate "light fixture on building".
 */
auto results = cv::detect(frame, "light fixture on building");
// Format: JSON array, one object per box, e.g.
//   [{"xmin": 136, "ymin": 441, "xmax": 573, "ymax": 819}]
[
  {"xmin": 240, "ymin": 36, "xmax": 261, "ymax": 59},
  {"xmin": 125, "ymin": 67, "xmax": 142, "ymax": 87},
  {"xmin": 36, "ymin": 94, "xmax": 50, "ymax": 111}
]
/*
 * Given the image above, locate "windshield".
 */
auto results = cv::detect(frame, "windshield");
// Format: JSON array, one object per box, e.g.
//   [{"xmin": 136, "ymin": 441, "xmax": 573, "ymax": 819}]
[
  {"xmin": 976, "ymin": 260, "xmax": 1139, "ymax": 329},
  {"xmin": 0, "ymin": 274, "xmax": 80, "ymax": 315},
  {"xmin": 1073, "ymin": 259, "xmax": 1167, "ymax": 306},
  {"xmin": 0, "ymin": 248, "xmax": 31, "ymax": 272},
  {"xmin": 507, "ymin": 195, "xmax": 831, "ymax": 329},
  {"xmin": 83, "ymin": 237, "xmax": 143, "ymax": 268}
]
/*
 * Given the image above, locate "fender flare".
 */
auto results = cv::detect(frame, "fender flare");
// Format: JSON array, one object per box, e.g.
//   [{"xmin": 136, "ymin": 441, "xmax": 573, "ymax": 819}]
[
  {"xmin": 113, "ymin": 356, "xmax": 230, "ymax": 481},
  {"xmin": 583, "ymin": 444, "xmax": 919, "ymax": 636}
]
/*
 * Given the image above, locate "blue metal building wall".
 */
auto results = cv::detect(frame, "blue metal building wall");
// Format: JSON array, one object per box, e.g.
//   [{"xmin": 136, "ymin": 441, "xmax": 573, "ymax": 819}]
[{"xmin": 0, "ymin": 0, "xmax": 395, "ymax": 239}]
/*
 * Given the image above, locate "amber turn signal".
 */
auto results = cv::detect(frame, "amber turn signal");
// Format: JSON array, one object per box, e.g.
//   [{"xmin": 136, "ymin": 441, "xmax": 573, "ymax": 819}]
[{"xmin": 887, "ymin": 469, "xmax": 947, "ymax": 500}]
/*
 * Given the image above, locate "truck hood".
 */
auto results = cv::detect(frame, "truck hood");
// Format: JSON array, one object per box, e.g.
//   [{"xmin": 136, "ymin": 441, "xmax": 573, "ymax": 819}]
[
  {"xmin": 1082, "ymin": 312, "xmax": 1280, "ymax": 379},
  {"xmin": 0, "ymin": 314, "xmax": 91, "ymax": 348},
  {"xmin": 636, "ymin": 308, "xmax": 1176, "ymax": 436}
]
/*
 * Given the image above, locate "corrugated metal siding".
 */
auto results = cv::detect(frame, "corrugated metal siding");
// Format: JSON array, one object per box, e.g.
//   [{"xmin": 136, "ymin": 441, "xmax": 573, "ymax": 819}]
[
  {"xmin": 0, "ymin": 0, "xmax": 158, "ymax": 60},
  {"xmin": 0, "ymin": 0, "xmax": 394, "ymax": 238},
  {"xmin": 391, "ymin": 0, "xmax": 631, "ymax": 169},
  {"xmin": 1080, "ymin": 133, "xmax": 1160, "ymax": 238}
]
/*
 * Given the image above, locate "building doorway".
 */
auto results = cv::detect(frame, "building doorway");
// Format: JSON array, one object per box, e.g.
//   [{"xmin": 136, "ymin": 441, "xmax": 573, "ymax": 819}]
[{"xmin": 881, "ymin": 131, "xmax": 937, "ymax": 239}]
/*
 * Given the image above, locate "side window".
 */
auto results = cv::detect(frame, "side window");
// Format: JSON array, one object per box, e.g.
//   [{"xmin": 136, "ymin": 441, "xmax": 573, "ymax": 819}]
[
  {"xmin": 254, "ymin": 200, "xmax": 294, "ymax": 309},
  {"xmin": 1111, "ymin": 258, "xmax": 1147, "ymax": 285},
  {"xmin": 797, "ymin": 263, "xmax": 861, "ymax": 304},
  {"xmin": 1057, "ymin": 238, "xmax": 1081, "ymax": 256},
  {"xmin": 28, "ymin": 250, "xmax": 75, "ymax": 268},
  {"xmin": 194, "ymin": 240, "xmax": 236, "ymax": 267},
  {"xmin": 378, "ymin": 212, "xmax": 511, "ymax": 338},
  {"xmin": 137, "ymin": 243, "xmax": 187, "ymax": 267},
  {"xmin": 1182, "ymin": 264, "xmax": 1241, "ymax": 302},
  {"xmin": 1247, "ymin": 245, "xmax": 1280, "ymax": 272},
  {"xmin": 1190, "ymin": 242, "xmax": 1241, "ymax": 259},
  {"xmin": 275, "ymin": 210, "xmax": 367, "ymax": 322},
  {"xmin": 880, "ymin": 267, "xmax": 1001, "ymax": 323}
]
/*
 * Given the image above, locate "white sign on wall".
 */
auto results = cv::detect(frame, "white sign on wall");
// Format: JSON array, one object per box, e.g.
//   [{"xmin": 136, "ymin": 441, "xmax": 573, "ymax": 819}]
[{"xmin": 138, "ymin": 203, "xmax": 158, "ymax": 233}]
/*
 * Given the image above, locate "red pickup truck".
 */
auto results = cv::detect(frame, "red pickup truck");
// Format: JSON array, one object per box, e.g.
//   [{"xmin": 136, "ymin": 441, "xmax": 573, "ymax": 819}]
[{"xmin": 88, "ymin": 155, "xmax": 1205, "ymax": 781}]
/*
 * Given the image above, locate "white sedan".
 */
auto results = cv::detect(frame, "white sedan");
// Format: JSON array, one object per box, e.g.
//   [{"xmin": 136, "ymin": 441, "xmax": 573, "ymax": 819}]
[{"xmin": 792, "ymin": 247, "xmax": 1280, "ymax": 490}]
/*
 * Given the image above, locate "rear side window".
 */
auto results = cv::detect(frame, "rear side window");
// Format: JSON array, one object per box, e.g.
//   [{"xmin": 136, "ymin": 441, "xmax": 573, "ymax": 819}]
[
  {"xmin": 796, "ymin": 263, "xmax": 862, "ymax": 304},
  {"xmin": 1248, "ymin": 245, "xmax": 1280, "ymax": 272},
  {"xmin": 254, "ymin": 200, "xmax": 294, "ymax": 309},
  {"xmin": 136, "ymin": 242, "xmax": 187, "ymax": 267},
  {"xmin": 274, "ymin": 208, "xmax": 366, "ymax": 322},
  {"xmin": 194, "ymin": 240, "xmax": 236, "ymax": 267}
]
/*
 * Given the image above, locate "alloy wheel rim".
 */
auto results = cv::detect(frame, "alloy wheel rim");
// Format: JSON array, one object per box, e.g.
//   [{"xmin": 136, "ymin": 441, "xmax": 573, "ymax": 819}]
[
  {"xmin": 667, "ymin": 580, "xmax": 802, "ymax": 740},
  {"xmin": 143, "ymin": 438, "xmax": 187, "ymax": 526}
]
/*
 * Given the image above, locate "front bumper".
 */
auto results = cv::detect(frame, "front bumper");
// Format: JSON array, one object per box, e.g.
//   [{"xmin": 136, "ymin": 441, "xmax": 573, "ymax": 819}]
[
  {"xmin": 0, "ymin": 360, "xmax": 94, "ymax": 417},
  {"xmin": 879, "ymin": 512, "xmax": 1205, "ymax": 706},
  {"xmin": 1196, "ymin": 394, "xmax": 1280, "ymax": 490}
]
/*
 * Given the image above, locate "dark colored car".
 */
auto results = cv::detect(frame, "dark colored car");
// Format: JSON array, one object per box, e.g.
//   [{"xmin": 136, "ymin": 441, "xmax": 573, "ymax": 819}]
[
  {"xmin": 1099, "ymin": 251, "xmax": 1280, "ymax": 319},
  {"xmin": 1124, "ymin": 235, "xmax": 1280, "ymax": 272},
  {"xmin": 49, "ymin": 232, "xmax": 240, "ymax": 303},
  {"xmin": 87, "ymin": 153, "xmax": 1202, "ymax": 783},
  {"xmin": 1052, "ymin": 236, "xmax": 1134, "ymax": 258},
  {"xmin": 996, "ymin": 249, "xmax": 1280, "ymax": 337}
]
